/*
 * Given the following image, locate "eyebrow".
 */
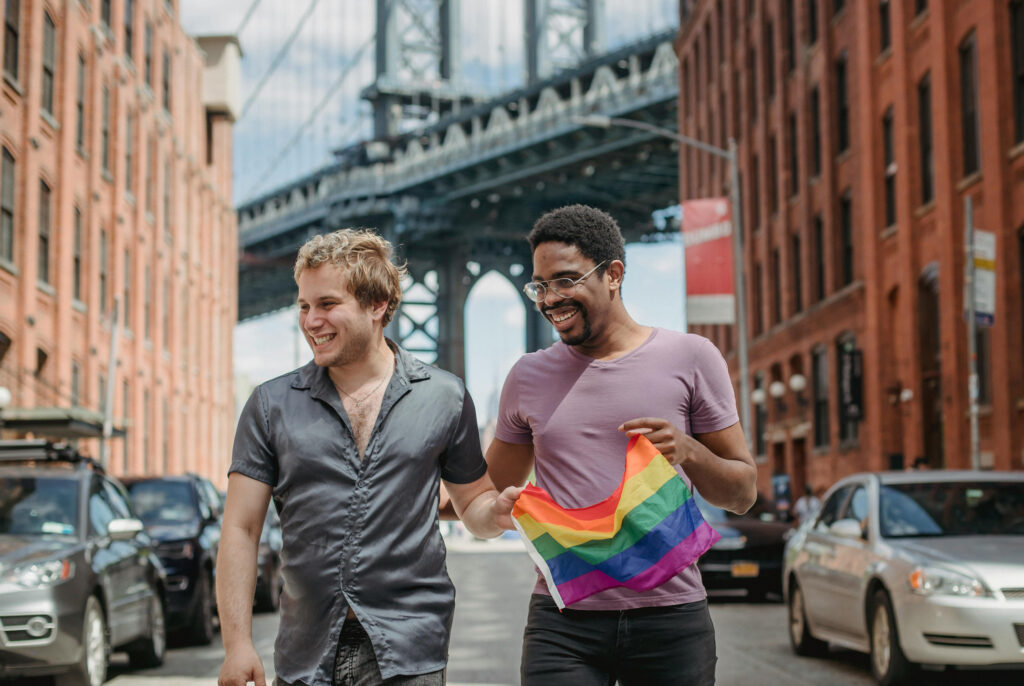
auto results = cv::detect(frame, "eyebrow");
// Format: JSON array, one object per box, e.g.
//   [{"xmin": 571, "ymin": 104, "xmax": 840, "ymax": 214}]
[
  {"xmin": 296, "ymin": 293, "xmax": 344, "ymax": 305},
  {"xmin": 531, "ymin": 269, "xmax": 586, "ymax": 281}
]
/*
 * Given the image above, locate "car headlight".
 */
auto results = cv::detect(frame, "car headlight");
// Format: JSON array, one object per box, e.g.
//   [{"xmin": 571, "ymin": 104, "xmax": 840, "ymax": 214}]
[
  {"xmin": 158, "ymin": 541, "xmax": 195, "ymax": 559},
  {"xmin": 908, "ymin": 566, "xmax": 989, "ymax": 597},
  {"xmin": 0, "ymin": 559, "xmax": 75, "ymax": 588}
]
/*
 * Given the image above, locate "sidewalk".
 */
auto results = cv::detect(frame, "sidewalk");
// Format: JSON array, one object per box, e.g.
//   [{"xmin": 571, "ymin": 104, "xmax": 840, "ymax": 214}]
[{"xmin": 442, "ymin": 530, "xmax": 527, "ymax": 553}]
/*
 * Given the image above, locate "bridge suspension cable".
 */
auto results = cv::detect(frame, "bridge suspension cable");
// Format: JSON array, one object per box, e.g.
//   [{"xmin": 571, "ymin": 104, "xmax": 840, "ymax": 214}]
[
  {"xmin": 243, "ymin": 33, "xmax": 376, "ymax": 203},
  {"xmin": 234, "ymin": 0, "xmax": 265, "ymax": 35},
  {"xmin": 237, "ymin": 0, "xmax": 326, "ymax": 122}
]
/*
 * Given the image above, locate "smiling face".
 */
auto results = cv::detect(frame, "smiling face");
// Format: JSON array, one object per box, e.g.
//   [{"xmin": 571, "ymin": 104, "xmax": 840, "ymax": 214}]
[
  {"xmin": 297, "ymin": 263, "xmax": 384, "ymax": 369},
  {"xmin": 532, "ymin": 241, "xmax": 618, "ymax": 348}
]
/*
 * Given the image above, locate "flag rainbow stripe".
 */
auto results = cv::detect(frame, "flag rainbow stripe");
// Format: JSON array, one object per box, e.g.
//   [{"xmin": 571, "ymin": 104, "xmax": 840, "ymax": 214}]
[{"xmin": 511, "ymin": 434, "xmax": 720, "ymax": 608}]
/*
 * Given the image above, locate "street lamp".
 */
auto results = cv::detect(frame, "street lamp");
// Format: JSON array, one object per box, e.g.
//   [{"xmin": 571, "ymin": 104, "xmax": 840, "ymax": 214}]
[{"xmin": 574, "ymin": 114, "xmax": 752, "ymax": 450}]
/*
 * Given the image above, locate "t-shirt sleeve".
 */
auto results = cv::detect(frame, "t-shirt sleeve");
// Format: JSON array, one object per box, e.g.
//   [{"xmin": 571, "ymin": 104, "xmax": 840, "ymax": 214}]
[
  {"xmin": 689, "ymin": 338, "xmax": 740, "ymax": 434},
  {"xmin": 494, "ymin": 361, "xmax": 533, "ymax": 445},
  {"xmin": 228, "ymin": 385, "xmax": 278, "ymax": 486},
  {"xmin": 439, "ymin": 387, "xmax": 489, "ymax": 484}
]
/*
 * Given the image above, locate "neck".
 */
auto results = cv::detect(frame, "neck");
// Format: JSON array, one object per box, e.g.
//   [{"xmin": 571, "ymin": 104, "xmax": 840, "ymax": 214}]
[
  {"xmin": 571, "ymin": 310, "xmax": 651, "ymax": 361},
  {"xmin": 327, "ymin": 335, "xmax": 394, "ymax": 390}
]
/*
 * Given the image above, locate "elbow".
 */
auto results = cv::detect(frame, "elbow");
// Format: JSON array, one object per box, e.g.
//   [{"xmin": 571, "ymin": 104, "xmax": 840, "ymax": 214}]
[{"xmin": 728, "ymin": 467, "xmax": 759, "ymax": 515}]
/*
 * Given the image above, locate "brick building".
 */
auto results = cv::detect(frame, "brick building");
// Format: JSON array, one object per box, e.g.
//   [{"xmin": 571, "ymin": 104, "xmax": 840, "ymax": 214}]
[
  {"xmin": 676, "ymin": 0, "xmax": 1024, "ymax": 498},
  {"xmin": 0, "ymin": 0, "xmax": 240, "ymax": 484}
]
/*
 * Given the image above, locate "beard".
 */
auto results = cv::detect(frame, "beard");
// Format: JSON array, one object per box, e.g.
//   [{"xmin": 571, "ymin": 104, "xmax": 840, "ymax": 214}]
[
  {"xmin": 312, "ymin": 325, "xmax": 374, "ymax": 368},
  {"xmin": 543, "ymin": 299, "xmax": 593, "ymax": 347}
]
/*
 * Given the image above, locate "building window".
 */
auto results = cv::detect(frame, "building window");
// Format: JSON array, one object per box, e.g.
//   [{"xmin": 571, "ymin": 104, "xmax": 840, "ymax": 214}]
[
  {"xmin": 788, "ymin": 112, "xmax": 799, "ymax": 196},
  {"xmin": 960, "ymin": 31, "xmax": 980, "ymax": 176},
  {"xmin": 125, "ymin": 109, "xmax": 134, "ymax": 193},
  {"xmin": 769, "ymin": 135, "xmax": 779, "ymax": 214},
  {"xmin": 785, "ymin": 0, "xmax": 796, "ymax": 72},
  {"xmin": 918, "ymin": 72, "xmax": 934, "ymax": 203},
  {"xmin": 162, "ymin": 50, "xmax": 171, "ymax": 114},
  {"xmin": 4, "ymin": 0, "xmax": 19, "ymax": 79},
  {"xmin": 792, "ymin": 232, "xmax": 803, "ymax": 313},
  {"xmin": 162, "ymin": 275, "xmax": 169, "ymax": 350},
  {"xmin": 879, "ymin": 1, "xmax": 891, "ymax": 54},
  {"xmin": 143, "ymin": 389, "xmax": 150, "ymax": 468},
  {"xmin": 916, "ymin": 0, "xmax": 927, "ymax": 15},
  {"xmin": 101, "ymin": 86, "xmax": 111, "ymax": 174},
  {"xmin": 0, "ymin": 148, "xmax": 14, "ymax": 263},
  {"xmin": 123, "ymin": 248, "xmax": 132, "ymax": 331},
  {"xmin": 839, "ymin": 189, "xmax": 854, "ymax": 285},
  {"xmin": 807, "ymin": 0, "xmax": 818, "ymax": 45},
  {"xmin": 835, "ymin": 53, "xmax": 850, "ymax": 153},
  {"xmin": 717, "ymin": 0, "xmax": 725, "ymax": 65},
  {"xmin": 754, "ymin": 372, "xmax": 766, "ymax": 457},
  {"xmin": 748, "ymin": 46, "xmax": 758, "ymax": 122},
  {"xmin": 772, "ymin": 247, "xmax": 783, "ymax": 324},
  {"xmin": 814, "ymin": 214, "xmax": 825, "ymax": 301},
  {"xmin": 73, "ymin": 208, "xmax": 83, "ymax": 301},
  {"xmin": 833, "ymin": 0, "xmax": 844, "ymax": 15},
  {"xmin": 754, "ymin": 261, "xmax": 764, "ymax": 335},
  {"xmin": 122, "ymin": 381, "xmax": 130, "ymax": 470},
  {"xmin": 837, "ymin": 337, "xmax": 861, "ymax": 443},
  {"xmin": 882, "ymin": 107, "xmax": 896, "ymax": 227},
  {"xmin": 162, "ymin": 397, "xmax": 169, "ymax": 471},
  {"xmin": 764, "ymin": 20, "xmax": 775, "ymax": 99},
  {"xmin": 124, "ymin": 0, "xmax": 133, "ymax": 61},
  {"xmin": 812, "ymin": 346, "xmax": 830, "ymax": 448},
  {"xmin": 76, "ymin": 55, "xmax": 86, "ymax": 151},
  {"xmin": 750, "ymin": 153, "xmax": 761, "ymax": 230},
  {"xmin": 146, "ymin": 136, "xmax": 157, "ymax": 213},
  {"xmin": 70, "ymin": 362, "xmax": 81, "ymax": 406},
  {"xmin": 163, "ymin": 160, "xmax": 171, "ymax": 237},
  {"xmin": 0, "ymin": 331, "xmax": 10, "ymax": 365},
  {"xmin": 1011, "ymin": 1, "xmax": 1024, "ymax": 144},
  {"xmin": 38, "ymin": 181, "xmax": 50, "ymax": 284},
  {"xmin": 41, "ymin": 13, "xmax": 55, "ymax": 116},
  {"xmin": 810, "ymin": 86, "xmax": 821, "ymax": 177},
  {"xmin": 99, "ymin": 229, "xmax": 108, "ymax": 316},
  {"xmin": 101, "ymin": 0, "xmax": 111, "ymax": 28},
  {"xmin": 35, "ymin": 347, "xmax": 47, "ymax": 378},
  {"xmin": 145, "ymin": 22, "xmax": 153, "ymax": 87}
]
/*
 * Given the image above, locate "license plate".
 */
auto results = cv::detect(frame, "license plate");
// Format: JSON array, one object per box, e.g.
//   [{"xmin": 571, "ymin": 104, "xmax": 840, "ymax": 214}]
[{"xmin": 731, "ymin": 562, "xmax": 759, "ymax": 577}]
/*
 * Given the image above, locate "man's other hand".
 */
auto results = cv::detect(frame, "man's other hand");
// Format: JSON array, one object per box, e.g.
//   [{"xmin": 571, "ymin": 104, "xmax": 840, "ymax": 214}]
[
  {"xmin": 618, "ymin": 417, "xmax": 697, "ymax": 467},
  {"xmin": 492, "ymin": 485, "xmax": 525, "ymax": 530},
  {"xmin": 219, "ymin": 644, "xmax": 267, "ymax": 686}
]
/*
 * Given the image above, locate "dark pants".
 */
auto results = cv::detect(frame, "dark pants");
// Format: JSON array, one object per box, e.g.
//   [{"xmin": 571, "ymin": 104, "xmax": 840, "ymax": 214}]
[{"xmin": 521, "ymin": 594, "xmax": 717, "ymax": 686}]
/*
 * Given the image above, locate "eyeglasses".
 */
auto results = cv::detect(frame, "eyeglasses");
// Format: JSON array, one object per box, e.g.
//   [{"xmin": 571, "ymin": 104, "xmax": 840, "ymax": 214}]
[{"xmin": 522, "ymin": 261, "xmax": 606, "ymax": 303}]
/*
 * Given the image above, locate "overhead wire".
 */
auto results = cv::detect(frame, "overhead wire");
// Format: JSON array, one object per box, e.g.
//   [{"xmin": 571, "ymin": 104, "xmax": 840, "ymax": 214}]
[
  {"xmin": 234, "ymin": 0, "xmax": 265, "ymax": 36},
  {"xmin": 244, "ymin": 33, "xmax": 377, "ymax": 202}
]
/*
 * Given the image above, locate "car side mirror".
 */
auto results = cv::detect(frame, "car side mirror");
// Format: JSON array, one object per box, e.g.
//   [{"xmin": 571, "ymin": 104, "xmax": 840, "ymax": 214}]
[
  {"xmin": 108, "ymin": 517, "xmax": 145, "ymax": 541},
  {"xmin": 829, "ymin": 518, "xmax": 864, "ymax": 541}
]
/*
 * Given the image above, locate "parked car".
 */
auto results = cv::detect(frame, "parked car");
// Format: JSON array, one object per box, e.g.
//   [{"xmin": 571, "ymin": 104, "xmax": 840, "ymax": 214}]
[
  {"xmin": 783, "ymin": 470, "xmax": 1024, "ymax": 685},
  {"xmin": 0, "ymin": 440, "xmax": 166, "ymax": 685},
  {"xmin": 255, "ymin": 504, "xmax": 283, "ymax": 612},
  {"xmin": 122, "ymin": 474, "xmax": 222, "ymax": 645},
  {"xmin": 695, "ymin": 491, "xmax": 792, "ymax": 600}
]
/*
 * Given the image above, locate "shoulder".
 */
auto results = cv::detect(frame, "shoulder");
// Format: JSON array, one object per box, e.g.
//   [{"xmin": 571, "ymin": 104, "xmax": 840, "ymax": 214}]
[
  {"xmin": 508, "ymin": 342, "xmax": 570, "ymax": 375},
  {"xmin": 648, "ymin": 329, "xmax": 720, "ymax": 361},
  {"xmin": 420, "ymin": 365, "xmax": 467, "ymax": 398}
]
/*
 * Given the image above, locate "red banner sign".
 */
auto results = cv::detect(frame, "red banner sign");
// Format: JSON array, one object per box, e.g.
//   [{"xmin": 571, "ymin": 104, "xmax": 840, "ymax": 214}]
[{"xmin": 681, "ymin": 198, "xmax": 735, "ymax": 325}]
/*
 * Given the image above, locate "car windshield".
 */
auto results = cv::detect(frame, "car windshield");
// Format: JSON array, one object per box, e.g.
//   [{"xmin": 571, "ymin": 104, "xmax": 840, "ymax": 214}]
[
  {"xmin": 0, "ymin": 476, "xmax": 79, "ymax": 537},
  {"xmin": 126, "ymin": 480, "xmax": 196, "ymax": 525},
  {"xmin": 880, "ymin": 481, "xmax": 1024, "ymax": 538}
]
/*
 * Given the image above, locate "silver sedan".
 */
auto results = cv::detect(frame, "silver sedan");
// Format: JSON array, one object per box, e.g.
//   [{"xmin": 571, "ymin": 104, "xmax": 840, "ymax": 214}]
[{"xmin": 783, "ymin": 470, "xmax": 1024, "ymax": 686}]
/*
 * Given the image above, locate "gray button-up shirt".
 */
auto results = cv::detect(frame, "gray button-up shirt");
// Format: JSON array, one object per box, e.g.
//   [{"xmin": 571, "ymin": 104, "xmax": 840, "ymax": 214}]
[{"xmin": 229, "ymin": 343, "xmax": 487, "ymax": 684}]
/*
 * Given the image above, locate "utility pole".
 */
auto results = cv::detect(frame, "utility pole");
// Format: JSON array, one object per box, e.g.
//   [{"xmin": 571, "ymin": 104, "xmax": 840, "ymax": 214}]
[
  {"xmin": 964, "ymin": 197, "xmax": 980, "ymax": 470},
  {"xmin": 100, "ymin": 296, "xmax": 121, "ymax": 468}
]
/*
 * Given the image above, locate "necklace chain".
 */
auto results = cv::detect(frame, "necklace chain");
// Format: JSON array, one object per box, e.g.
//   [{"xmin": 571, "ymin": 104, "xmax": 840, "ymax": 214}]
[{"xmin": 337, "ymin": 373, "xmax": 389, "ymax": 407}]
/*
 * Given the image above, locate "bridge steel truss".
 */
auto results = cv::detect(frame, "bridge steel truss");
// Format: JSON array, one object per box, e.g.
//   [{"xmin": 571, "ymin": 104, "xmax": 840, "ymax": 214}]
[{"xmin": 238, "ymin": 28, "xmax": 681, "ymax": 378}]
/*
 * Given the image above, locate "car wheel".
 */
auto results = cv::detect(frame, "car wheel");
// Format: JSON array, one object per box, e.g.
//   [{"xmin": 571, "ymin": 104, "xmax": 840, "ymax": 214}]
[
  {"xmin": 57, "ymin": 596, "xmax": 108, "ymax": 686},
  {"xmin": 788, "ymin": 581, "xmax": 827, "ymax": 657},
  {"xmin": 870, "ymin": 590, "xmax": 914, "ymax": 686},
  {"xmin": 128, "ymin": 592, "xmax": 166, "ymax": 669},
  {"xmin": 189, "ymin": 571, "xmax": 215, "ymax": 645}
]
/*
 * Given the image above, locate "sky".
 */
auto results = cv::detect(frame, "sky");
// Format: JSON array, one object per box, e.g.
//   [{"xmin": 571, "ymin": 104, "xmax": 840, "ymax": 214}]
[{"xmin": 178, "ymin": 0, "xmax": 686, "ymax": 422}]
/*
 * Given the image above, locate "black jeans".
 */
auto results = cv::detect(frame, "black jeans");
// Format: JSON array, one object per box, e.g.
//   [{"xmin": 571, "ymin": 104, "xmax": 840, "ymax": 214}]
[{"xmin": 521, "ymin": 594, "xmax": 717, "ymax": 686}]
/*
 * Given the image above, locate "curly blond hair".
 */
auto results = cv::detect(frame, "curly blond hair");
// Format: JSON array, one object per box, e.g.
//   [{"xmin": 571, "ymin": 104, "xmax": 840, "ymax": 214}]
[{"xmin": 294, "ymin": 229, "xmax": 407, "ymax": 326}]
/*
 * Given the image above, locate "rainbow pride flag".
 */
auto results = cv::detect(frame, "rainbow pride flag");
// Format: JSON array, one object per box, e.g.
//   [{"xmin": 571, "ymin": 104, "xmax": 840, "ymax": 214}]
[{"xmin": 511, "ymin": 434, "xmax": 720, "ymax": 608}]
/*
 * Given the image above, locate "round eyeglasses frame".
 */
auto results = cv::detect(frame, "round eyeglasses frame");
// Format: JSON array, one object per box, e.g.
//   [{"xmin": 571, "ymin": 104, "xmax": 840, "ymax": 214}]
[{"xmin": 522, "ymin": 261, "xmax": 607, "ymax": 303}]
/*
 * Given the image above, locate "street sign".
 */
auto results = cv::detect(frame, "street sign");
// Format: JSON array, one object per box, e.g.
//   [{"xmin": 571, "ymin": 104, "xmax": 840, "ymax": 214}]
[
  {"xmin": 681, "ymin": 198, "xmax": 735, "ymax": 324},
  {"xmin": 967, "ymin": 229, "xmax": 996, "ymax": 327}
]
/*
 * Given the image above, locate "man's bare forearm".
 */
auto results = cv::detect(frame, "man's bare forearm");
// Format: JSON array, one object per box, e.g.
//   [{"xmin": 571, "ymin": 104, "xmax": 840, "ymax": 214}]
[
  {"xmin": 458, "ymin": 490, "xmax": 504, "ymax": 539},
  {"xmin": 215, "ymin": 524, "xmax": 261, "ymax": 651}
]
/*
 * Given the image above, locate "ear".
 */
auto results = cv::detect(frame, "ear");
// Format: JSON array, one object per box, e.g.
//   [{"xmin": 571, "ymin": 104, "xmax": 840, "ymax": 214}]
[
  {"xmin": 604, "ymin": 260, "xmax": 625, "ymax": 291},
  {"xmin": 369, "ymin": 299, "xmax": 389, "ymax": 323}
]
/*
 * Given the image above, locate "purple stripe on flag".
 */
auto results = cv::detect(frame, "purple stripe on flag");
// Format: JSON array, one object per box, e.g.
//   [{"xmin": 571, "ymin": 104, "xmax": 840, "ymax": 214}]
[{"xmin": 555, "ymin": 521, "xmax": 721, "ymax": 607}]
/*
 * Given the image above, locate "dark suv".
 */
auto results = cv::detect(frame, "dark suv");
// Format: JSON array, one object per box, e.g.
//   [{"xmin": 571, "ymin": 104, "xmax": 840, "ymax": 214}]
[
  {"xmin": 0, "ymin": 440, "xmax": 166, "ymax": 685},
  {"xmin": 122, "ymin": 474, "xmax": 222, "ymax": 645}
]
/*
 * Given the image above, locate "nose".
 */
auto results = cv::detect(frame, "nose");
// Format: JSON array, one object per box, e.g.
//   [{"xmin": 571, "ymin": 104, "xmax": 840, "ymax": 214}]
[{"xmin": 541, "ymin": 286, "xmax": 565, "ymax": 309}]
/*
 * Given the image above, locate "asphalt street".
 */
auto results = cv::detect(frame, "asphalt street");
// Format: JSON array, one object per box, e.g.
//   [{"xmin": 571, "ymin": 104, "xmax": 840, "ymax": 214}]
[{"xmin": 42, "ymin": 540, "xmax": 1016, "ymax": 686}]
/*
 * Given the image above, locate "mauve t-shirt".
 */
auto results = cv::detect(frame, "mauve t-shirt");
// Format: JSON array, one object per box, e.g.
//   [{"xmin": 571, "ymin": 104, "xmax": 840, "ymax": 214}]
[{"xmin": 495, "ymin": 328, "xmax": 739, "ymax": 610}]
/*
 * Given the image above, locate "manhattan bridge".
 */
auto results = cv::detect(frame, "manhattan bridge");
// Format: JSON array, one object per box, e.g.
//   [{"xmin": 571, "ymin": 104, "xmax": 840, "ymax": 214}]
[{"xmin": 237, "ymin": 0, "xmax": 686, "ymax": 377}]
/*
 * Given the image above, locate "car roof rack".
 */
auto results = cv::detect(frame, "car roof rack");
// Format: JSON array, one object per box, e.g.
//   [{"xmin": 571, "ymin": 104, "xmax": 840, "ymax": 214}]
[{"xmin": 0, "ymin": 439, "xmax": 104, "ymax": 473}]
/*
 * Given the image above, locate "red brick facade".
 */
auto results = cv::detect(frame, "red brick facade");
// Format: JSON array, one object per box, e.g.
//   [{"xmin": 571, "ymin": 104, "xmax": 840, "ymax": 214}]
[
  {"xmin": 0, "ymin": 0, "xmax": 237, "ymax": 484},
  {"xmin": 676, "ymin": 0, "xmax": 1024, "ymax": 497}
]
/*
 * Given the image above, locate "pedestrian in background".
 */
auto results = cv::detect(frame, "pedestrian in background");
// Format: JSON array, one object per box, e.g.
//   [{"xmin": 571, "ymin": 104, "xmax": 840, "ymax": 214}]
[
  {"xmin": 217, "ymin": 229, "xmax": 521, "ymax": 686},
  {"xmin": 793, "ymin": 485, "xmax": 821, "ymax": 525},
  {"xmin": 485, "ymin": 205, "xmax": 757, "ymax": 685}
]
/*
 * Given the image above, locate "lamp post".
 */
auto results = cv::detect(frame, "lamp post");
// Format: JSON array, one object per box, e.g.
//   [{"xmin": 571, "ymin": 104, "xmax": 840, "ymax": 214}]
[{"xmin": 575, "ymin": 114, "xmax": 752, "ymax": 450}]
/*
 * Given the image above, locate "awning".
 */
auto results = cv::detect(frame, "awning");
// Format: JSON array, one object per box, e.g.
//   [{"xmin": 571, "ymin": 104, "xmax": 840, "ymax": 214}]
[{"xmin": 0, "ymin": 406, "xmax": 127, "ymax": 439}]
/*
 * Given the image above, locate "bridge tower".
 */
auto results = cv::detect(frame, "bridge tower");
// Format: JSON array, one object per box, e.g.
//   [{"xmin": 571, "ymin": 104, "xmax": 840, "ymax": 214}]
[{"xmin": 525, "ymin": 0, "xmax": 606, "ymax": 84}]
